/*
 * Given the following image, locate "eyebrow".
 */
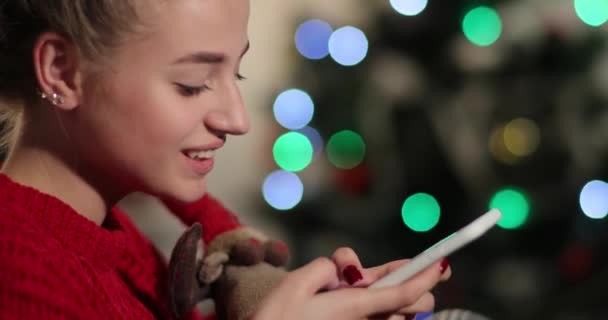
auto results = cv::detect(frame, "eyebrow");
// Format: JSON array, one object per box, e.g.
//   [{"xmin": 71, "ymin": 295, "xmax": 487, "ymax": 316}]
[{"xmin": 172, "ymin": 41, "xmax": 250, "ymax": 64}]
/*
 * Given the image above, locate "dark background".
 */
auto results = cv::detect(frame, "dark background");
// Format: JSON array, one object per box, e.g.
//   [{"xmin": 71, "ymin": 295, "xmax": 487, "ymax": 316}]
[{"xmin": 259, "ymin": 1, "xmax": 608, "ymax": 319}]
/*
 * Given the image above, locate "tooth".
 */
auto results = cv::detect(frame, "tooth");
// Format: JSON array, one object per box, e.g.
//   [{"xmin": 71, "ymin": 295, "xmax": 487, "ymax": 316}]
[{"xmin": 185, "ymin": 149, "xmax": 216, "ymax": 159}]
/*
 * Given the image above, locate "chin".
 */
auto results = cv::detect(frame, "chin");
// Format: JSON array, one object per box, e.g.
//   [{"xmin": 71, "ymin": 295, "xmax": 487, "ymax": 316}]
[
  {"xmin": 174, "ymin": 180, "xmax": 208, "ymax": 204},
  {"xmin": 145, "ymin": 174, "xmax": 207, "ymax": 204},
  {"xmin": 180, "ymin": 190, "xmax": 207, "ymax": 203}
]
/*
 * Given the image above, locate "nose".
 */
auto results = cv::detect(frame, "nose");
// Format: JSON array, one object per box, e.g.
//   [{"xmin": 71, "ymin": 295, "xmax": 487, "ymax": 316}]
[{"xmin": 204, "ymin": 78, "xmax": 250, "ymax": 136}]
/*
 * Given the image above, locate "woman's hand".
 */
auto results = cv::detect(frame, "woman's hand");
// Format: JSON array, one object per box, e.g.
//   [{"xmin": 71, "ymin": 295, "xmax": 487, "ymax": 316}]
[
  {"xmin": 332, "ymin": 247, "xmax": 451, "ymax": 319},
  {"xmin": 251, "ymin": 248, "xmax": 451, "ymax": 320}
]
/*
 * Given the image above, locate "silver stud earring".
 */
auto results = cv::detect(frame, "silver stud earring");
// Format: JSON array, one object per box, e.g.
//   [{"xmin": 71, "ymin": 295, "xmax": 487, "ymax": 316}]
[
  {"xmin": 39, "ymin": 90, "xmax": 64, "ymax": 106},
  {"xmin": 51, "ymin": 92, "xmax": 64, "ymax": 105}
]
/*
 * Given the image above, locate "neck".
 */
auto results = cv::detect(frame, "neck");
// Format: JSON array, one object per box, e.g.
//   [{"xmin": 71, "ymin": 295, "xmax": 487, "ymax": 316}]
[{"xmin": 1, "ymin": 112, "xmax": 125, "ymax": 226}]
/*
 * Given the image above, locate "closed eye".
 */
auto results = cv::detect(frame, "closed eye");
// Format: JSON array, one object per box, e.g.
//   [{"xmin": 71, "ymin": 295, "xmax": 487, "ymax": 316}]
[
  {"xmin": 174, "ymin": 83, "xmax": 211, "ymax": 97},
  {"xmin": 175, "ymin": 73, "xmax": 246, "ymax": 97}
]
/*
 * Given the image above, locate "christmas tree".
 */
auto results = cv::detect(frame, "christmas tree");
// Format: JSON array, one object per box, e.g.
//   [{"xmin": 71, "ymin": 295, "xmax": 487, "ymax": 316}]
[{"xmin": 258, "ymin": 1, "xmax": 608, "ymax": 319}]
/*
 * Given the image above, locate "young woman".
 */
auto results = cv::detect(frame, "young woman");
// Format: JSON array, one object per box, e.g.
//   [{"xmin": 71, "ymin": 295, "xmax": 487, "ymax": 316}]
[{"xmin": 0, "ymin": 1, "xmax": 450, "ymax": 319}]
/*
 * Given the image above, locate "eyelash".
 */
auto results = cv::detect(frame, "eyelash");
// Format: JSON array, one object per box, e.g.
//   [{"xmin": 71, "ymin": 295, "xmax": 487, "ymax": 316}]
[{"xmin": 176, "ymin": 73, "xmax": 247, "ymax": 97}]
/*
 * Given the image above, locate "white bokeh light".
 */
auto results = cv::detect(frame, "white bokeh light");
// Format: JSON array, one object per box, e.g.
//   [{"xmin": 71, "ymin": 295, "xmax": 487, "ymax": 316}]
[{"xmin": 389, "ymin": 0, "xmax": 428, "ymax": 16}]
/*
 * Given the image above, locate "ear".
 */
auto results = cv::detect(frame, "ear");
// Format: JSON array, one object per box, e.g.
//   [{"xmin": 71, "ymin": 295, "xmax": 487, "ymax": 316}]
[{"xmin": 33, "ymin": 32, "xmax": 83, "ymax": 110}]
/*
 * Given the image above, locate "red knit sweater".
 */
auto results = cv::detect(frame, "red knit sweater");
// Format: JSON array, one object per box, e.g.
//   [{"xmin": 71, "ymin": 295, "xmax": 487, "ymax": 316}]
[{"xmin": 0, "ymin": 173, "xmax": 243, "ymax": 319}]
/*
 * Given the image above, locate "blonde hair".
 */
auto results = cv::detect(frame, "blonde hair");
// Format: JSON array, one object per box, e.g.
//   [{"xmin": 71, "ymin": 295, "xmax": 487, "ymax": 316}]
[{"xmin": 0, "ymin": 0, "xmax": 145, "ymax": 154}]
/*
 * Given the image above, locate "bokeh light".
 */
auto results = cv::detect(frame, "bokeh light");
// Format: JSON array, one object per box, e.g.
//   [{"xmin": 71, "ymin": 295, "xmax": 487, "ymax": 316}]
[
  {"xmin": 489, "ymin": 188, "xmax": 530, "ymax": 229},
  {"xmin": 416, "ymin": 311, "xmax": 434, "ymax": 320},
  {"xmin": 402, "ymin": 193, "xmax": 441, "ymax": 232},
  {"xmin": 263, "ymin": 170, "xmax": 304, "ymax": 210},
  {"xmin": 489, "ymin": 125, "xmax": 518, "ymax": 165},
  {"xmin": 295, "ymin": 19, "xmax": 333, "ymax": 59},
  {"xmin": 503, "ymin": 118, "xmax": 541, "ymax": 157},
  {"xmin": 489, "ymin": 118, "xmax": 540, "ymax": 165},
  {"xmin": 297, "ymin": 126, "xmax": 324, "ymax": 158},
  {"xmin": 273, "ymin": 89, "xmax": 315, "ymax": 130},
  {"xmin": 389, "ymin": 0, "xmax": 428, "ymax": 16},
  {"xmin": 574, "ymin": 0, "xmax": 608, "ymax": 27},
  {"xmin": 326, "ymin": 130, "xmax": 366, "ymax": 169},
  {"xmin": 328, "ymin": 26, "xmax": 369, "ymax": 66},
  {"xmin": 579, "ymin": 180, "xmax": 608, "ymax": 219},
  {"xmin": 462, "ymin": 6, "xmax": 502, "ymax": 47},
  {"xmin": 273, "ymin": 132, "xmax": 313, "ymax": 172}
]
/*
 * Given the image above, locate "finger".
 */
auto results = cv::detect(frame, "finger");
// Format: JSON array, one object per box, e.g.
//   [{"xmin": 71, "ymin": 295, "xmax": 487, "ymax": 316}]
[
  {"xmin": 439, "ymin": 258, "xmax": 451, "ymax": 281},
  {"xmin": 335, "ymin": 259, "xmax": 445, "ymax": 317},
  {"xmin": 393, "ymin": 292, "xmax": 435, "ymax": 314},
  {"xmin": 371, "ymin": 260, "xmax": 443, "ymax": 311},
  {"xmin": 370, "ymin": 314, "xmax": 406, "ymax": 320},
  {"xmin": 369, "ymin": 292, "xmax": 434, "ymax": 319},
  {"xmin": 287, "ymin": 257, "xmax": 341, "ymax": 295},
  {"xmin": 332, "ymin": 247, "xmax": 365, "ymax": 285},
  {"xmin": 362, "ymin": 259, "xmax": 410, "ymax": 285}
]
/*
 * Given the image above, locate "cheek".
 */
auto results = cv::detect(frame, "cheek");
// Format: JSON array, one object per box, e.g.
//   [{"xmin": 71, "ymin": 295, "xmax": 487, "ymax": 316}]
[
  {"xmin": 88, "ymin": 70, "xmax": 205, "ymax": 175},
  {"xmin": 112, "ymin": 80, "xmax": 192, "ymax": 149}
]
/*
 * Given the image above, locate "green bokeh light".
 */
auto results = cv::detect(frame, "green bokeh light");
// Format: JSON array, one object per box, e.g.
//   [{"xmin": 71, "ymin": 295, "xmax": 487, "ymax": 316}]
[
  {"xmin": 327, "ymin": 130, "xmax": 366, "ymax": 169},
  {"xmin": 462, "ymin": 6, "xmax": 502, "ymax": 47},
  {"xmin": 489, "ymin": 188, "xmax": 530, "ymax": 229},
  {"xmin": 402, "ymin": 193, "xmax": 441, "ymax": 232},
  {"xmin": 574, "ymin": 0, "xmax": 608, "ymax": 27},
  {"xmin": 273, "ymin": 132, "xmax": 313, "ymax": 172}
]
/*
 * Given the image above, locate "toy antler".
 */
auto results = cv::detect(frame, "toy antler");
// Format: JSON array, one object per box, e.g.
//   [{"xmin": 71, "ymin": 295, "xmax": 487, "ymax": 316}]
[{"xmin": 168, "ymin": 223, "xmax": 210, "ymax": 319}]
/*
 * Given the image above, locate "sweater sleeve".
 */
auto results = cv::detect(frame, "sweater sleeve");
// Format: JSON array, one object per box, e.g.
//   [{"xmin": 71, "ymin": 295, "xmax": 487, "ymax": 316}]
[
  {"xmin": 0, "ymin": 233, "xmax": 95, "ymax": 319},
  {"xmin": 161, "ymin": 194, "xmax": 244, "ymax": 245}
]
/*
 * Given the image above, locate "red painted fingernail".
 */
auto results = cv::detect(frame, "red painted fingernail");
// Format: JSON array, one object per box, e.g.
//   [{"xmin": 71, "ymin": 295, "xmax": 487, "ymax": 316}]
[
  {"xmin": 342, "ymin": 265, "xmax": 363, "ymax": 285},
  {"xmin": 440, "ymin": 258, "xmax": 449, "ymax": 274}
]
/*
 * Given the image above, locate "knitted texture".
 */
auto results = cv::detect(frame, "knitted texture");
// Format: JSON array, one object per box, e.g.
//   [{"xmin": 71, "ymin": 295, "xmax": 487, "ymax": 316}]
[
  {"xmin": 162, "ymin": 195, "xmax": 242, "ymax": 245},
  {"xmin": 0, "ymin": 173, "xmax": 228, "ymax": 319}
]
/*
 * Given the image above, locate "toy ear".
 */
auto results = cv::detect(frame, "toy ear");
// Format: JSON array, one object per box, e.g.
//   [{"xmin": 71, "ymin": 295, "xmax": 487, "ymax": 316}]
[{"xmin": 168, "ymin": 222, "xmax": 210, "ymax": 319}]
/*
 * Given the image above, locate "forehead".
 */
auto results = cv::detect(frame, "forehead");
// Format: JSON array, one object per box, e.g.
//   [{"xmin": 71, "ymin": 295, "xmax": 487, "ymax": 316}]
[{"xmin": 131, "ymin": 0, "xmax": 250, "ymax": 59}]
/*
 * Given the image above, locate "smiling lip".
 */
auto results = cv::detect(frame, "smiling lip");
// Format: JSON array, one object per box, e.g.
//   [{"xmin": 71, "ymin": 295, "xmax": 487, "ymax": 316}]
[
  {"xmin": 181, "ymin": 140, "xmax": 223, "ymax": 175},
  {"xmin": 182, "ymin": 140, "xmax": 225, "ymax": 153},
  {"xmin": 183, "ymin": 153, "xmax": 214, "ymax": 175}
]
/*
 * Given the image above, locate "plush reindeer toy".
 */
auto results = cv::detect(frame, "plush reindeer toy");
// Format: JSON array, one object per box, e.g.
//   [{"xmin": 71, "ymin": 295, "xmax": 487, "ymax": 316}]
[
  {"xmin": 168, "ymin": 223, "xmax": 493, "ymax": 320},
  {"xmin": 168, "ymin": 222, "xmax": 289, "ymax": 320}
]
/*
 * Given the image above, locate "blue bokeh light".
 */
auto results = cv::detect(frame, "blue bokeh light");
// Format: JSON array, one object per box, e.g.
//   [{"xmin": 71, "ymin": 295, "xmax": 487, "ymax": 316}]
[
  {"xmin": 579, "ymin": 180, "xmax": 608, "ymax": 219},
  {"xmin": 416, "ymin": 311, "xmax": 434, "ymax": 320},
  {"xmin": 262, "ymin": 170, "xmax": 304, "ymax": 210},
  {"xmin": 389, "ymin": 0, "xmax": 428, "ymax": 16},
  {"xmin": 328, "ymin": 26, "xmax": 369, "ymax": 66},
  {"xmin": 273, "ymin": 89, "xmax": 315, "ymax": 130},
  {"xmin": 295, "ymin": 19, "xmax": 333, "ymax": 60},
  {"xmin": 297, "ymin": 126, "xmax": 324, "ymax": 158}
]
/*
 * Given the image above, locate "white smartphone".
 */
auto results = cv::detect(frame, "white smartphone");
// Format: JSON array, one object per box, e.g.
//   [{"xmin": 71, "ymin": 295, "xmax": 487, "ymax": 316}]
[{"xmin": 369, "ymin": 208, "xmax": 502, "ymax": 289}]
